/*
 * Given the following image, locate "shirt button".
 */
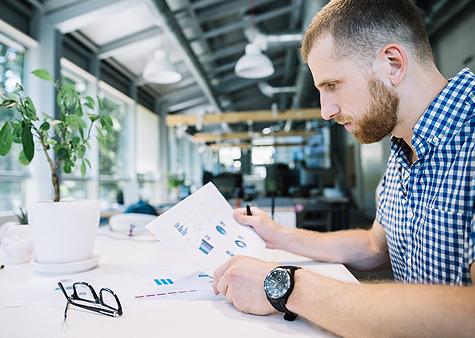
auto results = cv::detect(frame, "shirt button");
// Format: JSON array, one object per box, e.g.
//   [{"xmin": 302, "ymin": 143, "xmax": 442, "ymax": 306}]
[
  {"xmin": 407, "ymin": 208, "xmax": 414, "ymax": 219},
  {"xmin": 432, "ymin": 136, "xmax": 439, "ymax": 144}
]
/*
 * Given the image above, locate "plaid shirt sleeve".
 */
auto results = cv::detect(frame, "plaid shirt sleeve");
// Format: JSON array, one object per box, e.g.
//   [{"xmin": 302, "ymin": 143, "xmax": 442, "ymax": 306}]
[{"xmin": 470, "ymin": 145, "xmax": 475, "ymax": 268}]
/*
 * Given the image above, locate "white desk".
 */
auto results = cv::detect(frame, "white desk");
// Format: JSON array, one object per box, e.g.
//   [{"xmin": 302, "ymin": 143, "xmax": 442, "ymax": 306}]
[{"xmin": 0, "ymin": 231, "xmax": 357, "ymax": 338}]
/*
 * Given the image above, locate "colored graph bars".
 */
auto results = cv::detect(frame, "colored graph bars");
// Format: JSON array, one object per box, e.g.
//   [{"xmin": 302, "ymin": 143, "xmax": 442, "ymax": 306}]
[
  {"xmin": 199, "ymin": 239, "xmax": 214, "ymax": 255},
  {"xmin": 174, "ymin": 223, "xmax": 188, "ymax": 236},
  {"xmin": 154, "ymin": 278, "xmax": 174, "ymax": 286}
]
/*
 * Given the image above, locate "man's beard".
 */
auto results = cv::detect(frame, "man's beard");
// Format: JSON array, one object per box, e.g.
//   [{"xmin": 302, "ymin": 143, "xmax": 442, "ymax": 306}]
[{"xmin": 342, "ymin": 75, "xmax": 399, "ymax": 144}]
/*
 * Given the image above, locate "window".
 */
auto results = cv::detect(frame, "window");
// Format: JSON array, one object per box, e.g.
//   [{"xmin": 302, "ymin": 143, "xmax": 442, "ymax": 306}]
[
  {"xmin": 136, "ymin": 105, "xmax": 159, "ymax": 203},
  {"xmin": 98, "ymin": 89, "xmax": 130, "ymax": 208},
  {"xmin": 0, "ymin": 34, "xmax": 27, "ymax": 212}
]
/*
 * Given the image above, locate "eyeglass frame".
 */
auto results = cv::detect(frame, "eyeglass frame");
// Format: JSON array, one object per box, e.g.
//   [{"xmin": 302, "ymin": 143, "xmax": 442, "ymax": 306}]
[{"xmin": 58, "ymin": 281, "xmax": 123, "ymax": 319}]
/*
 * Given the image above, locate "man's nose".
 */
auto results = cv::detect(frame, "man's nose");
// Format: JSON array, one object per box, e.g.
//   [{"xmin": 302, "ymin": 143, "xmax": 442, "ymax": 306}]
[{"xmin": 320, "ymin": 102, "xmax": 340, "ymax": 120}]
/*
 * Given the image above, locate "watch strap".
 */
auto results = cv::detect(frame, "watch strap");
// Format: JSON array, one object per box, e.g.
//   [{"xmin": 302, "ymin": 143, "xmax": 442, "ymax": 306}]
[{"xmin": 266, "ymin": 266, "xmax": 301, "ymax": 321}]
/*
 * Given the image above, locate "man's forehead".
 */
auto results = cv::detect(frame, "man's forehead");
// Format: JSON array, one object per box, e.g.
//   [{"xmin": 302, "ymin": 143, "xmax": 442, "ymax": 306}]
[{"xmin": 307, "ymin": 35, "xmax": 343, "ymax": 82}]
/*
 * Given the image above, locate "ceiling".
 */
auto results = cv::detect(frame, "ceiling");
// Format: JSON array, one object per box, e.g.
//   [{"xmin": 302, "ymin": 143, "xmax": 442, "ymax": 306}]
[{"xmin": 35, "ymin": 0, "xmax": 468, "ymax": 141}]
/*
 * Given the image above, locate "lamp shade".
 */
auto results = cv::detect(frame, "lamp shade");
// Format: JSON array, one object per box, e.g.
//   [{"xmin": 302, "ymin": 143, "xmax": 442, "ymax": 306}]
[
  {"xmin": 143, "ymin": 50, "xmax": 182, "ymax": 84},
  {"xmin": 235, "ymin": 43, "xmax": 274, "ymax": 79}
]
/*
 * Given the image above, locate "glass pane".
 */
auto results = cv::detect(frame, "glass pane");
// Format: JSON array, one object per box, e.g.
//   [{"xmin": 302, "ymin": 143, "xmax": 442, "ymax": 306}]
[
  {"xmin": 61, "ymin": 180, "xmax": 88, "ymax": 200},
  {"xmin": 0, "ymin": 181, "xmax": 22, "ymax": 212},
  {"xmin": 0, "ymin": 40, "xmax": 24, "ymax": 173},
  {"xmin": 99, "ymin": 181, "xmax": 124, "ymax": 208},
  {"xmin": 0, "ymin": 37, "xmax": 26, "ymax": 212},
  {"xmin": 99, "ymin": 96, "xmax": 127, "ymax": 178}
]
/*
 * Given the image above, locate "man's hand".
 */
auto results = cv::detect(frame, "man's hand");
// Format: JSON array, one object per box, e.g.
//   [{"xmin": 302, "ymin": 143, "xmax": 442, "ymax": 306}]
[
  {"xmin": 233, "ymin": 207, "xmax": 287, "ymax": 249},
  {"xmin": 212, "ymin": 255, "xmax": 278, "ymax": 315}
]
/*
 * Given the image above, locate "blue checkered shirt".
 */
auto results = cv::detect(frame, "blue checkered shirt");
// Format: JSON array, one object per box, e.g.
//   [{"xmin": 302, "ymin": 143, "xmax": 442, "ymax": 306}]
[{"xmin": 376, "ymin": 68, "xmax": 475, "ymax": 285}]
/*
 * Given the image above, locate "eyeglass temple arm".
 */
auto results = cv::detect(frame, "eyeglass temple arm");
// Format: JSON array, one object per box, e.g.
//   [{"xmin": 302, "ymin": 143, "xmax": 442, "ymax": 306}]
[
  {"xmin": 99, "ymin": 288, "xmax": 123, "ymax": 314},
  {"xmin": 68, "ymin": 300, "xmax": 120, "ymax": 317}
]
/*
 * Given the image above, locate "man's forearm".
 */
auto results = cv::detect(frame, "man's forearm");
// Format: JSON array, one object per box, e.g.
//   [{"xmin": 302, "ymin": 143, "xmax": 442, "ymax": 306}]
[
  {"xmin": 275, "ymin": 227, "xmax": 387, "ymax": 270},
  {"xmin": 287, "ymin": 270, "xmax": 475, "ymax": 338}
]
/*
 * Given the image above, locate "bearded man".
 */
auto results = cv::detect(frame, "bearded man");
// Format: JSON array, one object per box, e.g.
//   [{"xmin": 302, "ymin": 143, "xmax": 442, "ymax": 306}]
[{"xmin": 212, "ymin": 0, "xmax": 475, "ymax": 336}]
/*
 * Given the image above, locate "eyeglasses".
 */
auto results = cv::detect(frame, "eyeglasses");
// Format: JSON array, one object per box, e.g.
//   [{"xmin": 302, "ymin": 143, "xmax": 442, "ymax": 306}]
[{"xmin": 58, "ymin": 281, "xmax": 123, "ymax": 319}]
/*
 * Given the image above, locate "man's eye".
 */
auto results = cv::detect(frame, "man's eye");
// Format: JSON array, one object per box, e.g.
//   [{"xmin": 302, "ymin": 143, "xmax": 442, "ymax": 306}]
[{"xmin": 326, "ymin": 83, "xmax": 337, "ymax": 90}]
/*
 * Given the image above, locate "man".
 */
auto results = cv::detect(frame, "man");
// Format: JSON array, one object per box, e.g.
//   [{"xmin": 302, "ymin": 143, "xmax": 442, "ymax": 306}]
[{"xmin": 212, "ymin": 0, "xmax": 475, "ymax": 336}]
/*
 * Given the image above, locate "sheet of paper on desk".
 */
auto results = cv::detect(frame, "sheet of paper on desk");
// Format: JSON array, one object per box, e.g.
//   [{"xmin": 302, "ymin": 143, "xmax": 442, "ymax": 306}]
[{"xmin": 146, "ymin": 182, "xmax": 266, "ymax": 276}]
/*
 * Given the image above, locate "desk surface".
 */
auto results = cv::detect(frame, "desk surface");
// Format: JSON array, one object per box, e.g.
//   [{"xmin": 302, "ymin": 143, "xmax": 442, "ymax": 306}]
[{"xmin": 0, "ymin": 231, "xmax": 357, "ymax": 338}]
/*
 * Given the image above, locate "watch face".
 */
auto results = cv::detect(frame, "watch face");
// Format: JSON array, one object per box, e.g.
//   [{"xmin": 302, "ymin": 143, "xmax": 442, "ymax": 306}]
[{"xmin": 264, "ymin": 268, "xmax": 291, "ymax": 299}]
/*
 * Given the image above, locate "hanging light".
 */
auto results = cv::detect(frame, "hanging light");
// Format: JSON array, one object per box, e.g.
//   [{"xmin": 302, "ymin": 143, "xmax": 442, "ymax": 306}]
[
  {"xmin": 143, "ymin": 50, "xmax": 182, "ymax": 84},
  {"xmin": 235, "ymin": 43, "xmax": 274, "ymax": 79}
]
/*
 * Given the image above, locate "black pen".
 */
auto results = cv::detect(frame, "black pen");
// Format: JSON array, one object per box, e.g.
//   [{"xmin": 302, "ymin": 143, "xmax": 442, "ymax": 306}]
[{"xmin": 246, "ymin": 204, "xmax": 252, "ymax": 216}]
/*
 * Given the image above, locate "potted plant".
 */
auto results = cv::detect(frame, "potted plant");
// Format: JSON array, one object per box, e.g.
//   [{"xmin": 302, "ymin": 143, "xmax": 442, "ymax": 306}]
[{"xmin": 0, "ymin": 69, "xmax": 113, "ymax": 267}]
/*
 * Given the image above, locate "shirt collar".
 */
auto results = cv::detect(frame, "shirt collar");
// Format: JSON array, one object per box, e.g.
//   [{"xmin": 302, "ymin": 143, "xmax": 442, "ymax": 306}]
[{"xmin": 392, "ymin": 68, "xmax": 475, "ymax": 160}]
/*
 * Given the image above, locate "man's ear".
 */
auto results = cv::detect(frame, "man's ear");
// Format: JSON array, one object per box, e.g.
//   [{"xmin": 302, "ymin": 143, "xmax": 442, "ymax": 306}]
[{"xmin": 377, "ymin": 44, "xmax": 407, "ymax": 86}]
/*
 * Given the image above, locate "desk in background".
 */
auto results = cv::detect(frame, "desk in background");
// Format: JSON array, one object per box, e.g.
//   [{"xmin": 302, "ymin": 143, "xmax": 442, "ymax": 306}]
[{"xmin": 0, "ymin": 232, "xmax": 356, "ymax": 338}]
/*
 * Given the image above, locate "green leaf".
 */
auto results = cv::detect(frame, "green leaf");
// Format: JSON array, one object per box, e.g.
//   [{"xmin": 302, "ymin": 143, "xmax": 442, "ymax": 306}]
[
  {"xmin": 18, "ymin": 150, "xmax": 30, "ymax": 166},
  {"xmin": 66, "ymin": 115, "xmax": 87, "ymax": 129},
  {"xmin": 32, "ymin": 69, "xmax": 53, "ymax": 82},
  {"xmin": 87, "ymin": 113, "xmax": 99, "ymax": 122},
  {"xmin": 11, "ymin": 122, "xmax": 22, "ymax": 144},
  {"xmin": 63, "ymin": 160, "xmax": 73, "ymax": 174},
  {"xmin": 97, "ymin": 96, "xmax": 105, "ymax": 111},
  {"xmin": 56, "ymin": 146, "xmax": 69, "ymax": 160},
  {"xmin": 40, "ymin": 121, "xmax": 50, "ymax": 131},
  {"xmin": 0, "ymin": 122, "xmax": 13, "ymax": 156},
  {"xmin": 0, "ymin": 99, "xmax": 17, "ymax": 108},
  {"xmin": 84, "ymin": 96, "xmax": 95, "ymax": 110},
  {"xmin": 84, "ymin": 158, "xmax": 92, "ymax": 169},
  {"xmin": 77, "ymin": 144, "xmax": 86, "ymax": 158},
  {"xmin": 80, "ymin": 161, "xmax": 86, "ymax": 176},
  {"xmin": 24, "ymin": 97, "xmax": 38, "ymax": 120},
  {"xmin": 100, "ymin": 115, "xmax": 113, "ymax": 134},
  {"xmin": 21, "ymin": 122, "xmax": 34, "ymax": 162}
]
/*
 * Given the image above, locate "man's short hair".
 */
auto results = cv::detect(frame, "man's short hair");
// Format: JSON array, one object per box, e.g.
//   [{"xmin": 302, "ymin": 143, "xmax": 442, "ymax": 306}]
[{"xmin": 301, "ymin": 0, "xmax": 434, "ymax": 66}]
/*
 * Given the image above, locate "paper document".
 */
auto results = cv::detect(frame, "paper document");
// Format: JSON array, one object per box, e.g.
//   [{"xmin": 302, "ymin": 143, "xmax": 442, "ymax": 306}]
[{"xmin": 146, "ymin": 183, "xmax": 265, "ymax": 275}]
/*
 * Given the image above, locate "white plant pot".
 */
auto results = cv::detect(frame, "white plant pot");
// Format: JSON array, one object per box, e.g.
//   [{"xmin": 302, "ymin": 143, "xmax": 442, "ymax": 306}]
[{"xmin": 29, "ymin": 200, "xmax": 100, "ymax": 264}]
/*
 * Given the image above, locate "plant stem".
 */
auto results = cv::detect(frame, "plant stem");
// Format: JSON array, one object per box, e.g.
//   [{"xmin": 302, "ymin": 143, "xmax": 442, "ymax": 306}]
[{"xmin": 33, "ymin": 125, "xmax": 61, "ymax": 202}]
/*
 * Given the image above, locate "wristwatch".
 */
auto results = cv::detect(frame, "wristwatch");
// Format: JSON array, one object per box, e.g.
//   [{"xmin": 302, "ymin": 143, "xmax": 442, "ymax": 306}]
[{"xmin": 264, "ymin": 265, "xmax": 301, "ymax": 321}]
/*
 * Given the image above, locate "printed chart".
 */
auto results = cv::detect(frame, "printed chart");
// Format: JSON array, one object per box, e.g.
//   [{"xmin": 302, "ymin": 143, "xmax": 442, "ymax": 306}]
[{"xmin": 146, "ymin": 183, "xmax": 265, "ymax": 275}]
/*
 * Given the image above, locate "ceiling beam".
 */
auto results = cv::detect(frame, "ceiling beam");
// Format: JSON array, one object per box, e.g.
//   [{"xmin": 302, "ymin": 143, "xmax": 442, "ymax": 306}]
[
  {"xmin": 166, "ymin": 108, "xmax": 321, "ymax": 126},
  {"xmin": 193, "ymin": 130, "xmax": 316, "ymax": 142},
  {"xmin": 167, "ymin": 97, "xmax": 208, "ymax": 112},
  {"xmin": 190, "ymin": 0, "xmax": 276, "ymax": 24},
  {"xmin": 174, "ymin": 0, "xmax": 228, "ymax": 13},
  {"xmin": 189, "ymin": 4, "xmax": 296, "ymax": 42},
  {"xmin": 98, "ymin": 26, "xmax": 161, "ymax": 59},
  {"xmin": 45, "ymin": 0, "xmax": 136, "ymax": 33},
  {"xmin": 147, "ymin": 0, "xmax": 223, "ymax": 112}
]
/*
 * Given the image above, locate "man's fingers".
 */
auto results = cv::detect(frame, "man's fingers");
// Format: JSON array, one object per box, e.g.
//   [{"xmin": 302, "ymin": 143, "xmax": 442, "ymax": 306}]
[
  {"xmin": 233, "ymin": 210, "xmax": 257, "ymax": 226},
  {"xmin": 216, "ymin": 272, "xmax": 231, "ymax": 296},
  {"xmin": 213, "ymin": 258, "xmax": 234, "ymax": 294}
]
